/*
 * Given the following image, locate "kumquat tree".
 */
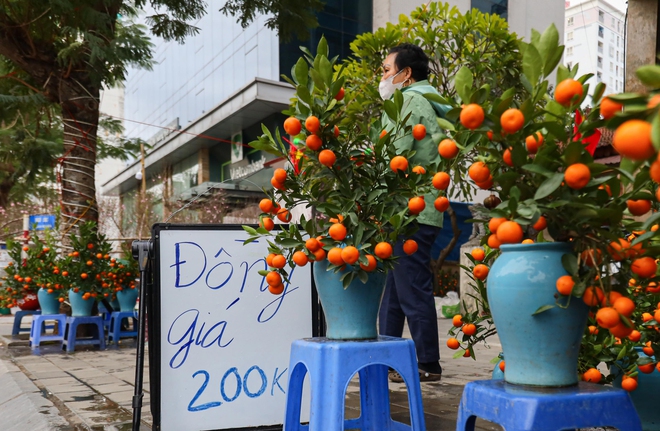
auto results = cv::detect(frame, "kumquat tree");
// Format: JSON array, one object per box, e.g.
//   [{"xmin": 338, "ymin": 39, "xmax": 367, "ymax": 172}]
[
  {"xmin": 441, "ymin": 23, "xmax": 660, "ymax": 390},
  {"xmin": 243, "ymin": 36, "xmax": 455, "ymax": 292}
]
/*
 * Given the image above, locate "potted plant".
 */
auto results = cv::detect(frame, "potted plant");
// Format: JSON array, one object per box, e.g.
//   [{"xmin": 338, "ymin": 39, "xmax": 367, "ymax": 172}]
[
  {"xmin": 243, "ymin": 37, "xmax": 449, "ymax": 339},
  {"xmin": 58, "ymin": 222, "xmax": 113, "ymax": 316},
  {"xmin": 107, "ymin": 243, "xmax": 139, "ymax": 311},
  {"xmin": 437, "ymin": 24, "xmax": 660, "ymax": 388},
  {"xmin": 1, "ymin": 233, "xmax": 61, "ymax": 314}
]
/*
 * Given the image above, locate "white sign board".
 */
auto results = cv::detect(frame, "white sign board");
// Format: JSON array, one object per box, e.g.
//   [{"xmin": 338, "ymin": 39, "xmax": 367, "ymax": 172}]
[{"xmin": 152, "ymin": 225, "xmax": 314, "ymax": 431}]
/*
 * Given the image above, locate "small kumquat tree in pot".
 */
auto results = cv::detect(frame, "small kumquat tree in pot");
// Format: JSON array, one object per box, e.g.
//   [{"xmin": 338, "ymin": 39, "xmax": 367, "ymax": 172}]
[
  {"xmin": 243, "ymin": 37, "xmax": 452, "ymax": 295},
  {"xmin": 438, "ymin": 23, "xmax": 660, "ymax": 389},
  {"xmin": 58, "ymin": 221, "xmax": 113, "ymax": 302}
]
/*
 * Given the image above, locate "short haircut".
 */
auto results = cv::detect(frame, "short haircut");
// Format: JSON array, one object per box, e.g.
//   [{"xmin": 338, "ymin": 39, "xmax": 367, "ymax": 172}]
[{"xmin": 389, "ymin": 43, "xmax": 430, "ymax": 82}]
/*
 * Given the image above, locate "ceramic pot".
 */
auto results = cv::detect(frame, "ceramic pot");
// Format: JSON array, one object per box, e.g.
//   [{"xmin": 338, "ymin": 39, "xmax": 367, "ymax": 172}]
[
  {"xmin": 487, "ymin": 242, "xmax": 588, "ymax": 387},
  {"xmin": 313, "ymin": 259, "xmax": 386, "ymax": 340}
]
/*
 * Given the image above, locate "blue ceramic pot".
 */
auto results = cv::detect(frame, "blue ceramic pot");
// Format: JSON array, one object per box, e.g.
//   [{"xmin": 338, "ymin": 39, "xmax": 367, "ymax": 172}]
[
  {"xmin": 37, "ymin": 288, "xmax": 61, "ymax": 315},
  {"xmin": 116, "ymin": 288, "xmax": 138, "ymax": 312},
  {"xmin": 612, "ymin": 348, "xmax": 660, "ymax": 430},
  {"xmin": 487, "ymin": 242, "xmax": 588, "ymax": 387},
  {"xmin": 313, "ymin": 259, "xmax": 386, "ymax": 340},
  {"xmin": 68, "ymin": 289, "xmax": 94, "ymax": 316}
]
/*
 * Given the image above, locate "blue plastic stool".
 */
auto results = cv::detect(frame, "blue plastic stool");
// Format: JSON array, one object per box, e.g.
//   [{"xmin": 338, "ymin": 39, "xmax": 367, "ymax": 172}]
[
  {"xmin": 108, "ymin": 311, "xmax": 138, "ymax": 343},
  {"xmin": 456, "ymin": 379, "xmax": 642, "ymax": 431},
  {"xmin": 62, "ymin": 316, "xmax": 106, "ymax": 353},
  {"xmin": 284, "ymin": 336, "xmax": 425, "ymax": 431},
  {"xmin": 29, "ymin": 314, "xmax": 67, "ymax": 348},
  {"xmin": 12, "ymin": 310, "xmax": 40, "ymax": 336},
  {"xmin": 97, "ymin": 303, "xmax": 113, "ymax": 331}
]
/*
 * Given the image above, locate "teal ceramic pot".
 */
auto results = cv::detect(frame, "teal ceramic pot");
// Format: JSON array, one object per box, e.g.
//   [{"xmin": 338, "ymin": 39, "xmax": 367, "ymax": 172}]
[
  {"xmin": 612, "ymin": 348, "xmax": 660, "ymax": 430},
  {"xmin": 68, "ymin": 289, "xmax": 94, "ymax": 316},
  {"xmin": 487, "ymin": 242, "xmax": 589, "ymax": 387},
  {"xmin": 313, "ymin": 259, "xmax": 386, "ymax": 340},
  {"xmin": 37, "ymin": 288, "xmax": 61, "ymax": 315},
  {"xmin": 116, "ymin": 288, "xmax": 138, "ymax": 312}
]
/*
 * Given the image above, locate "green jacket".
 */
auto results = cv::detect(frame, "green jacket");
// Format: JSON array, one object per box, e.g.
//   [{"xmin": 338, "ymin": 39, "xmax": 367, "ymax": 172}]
[{"xmin": 382, "ymin": 80, "xmax": 450, "ymax": 229}]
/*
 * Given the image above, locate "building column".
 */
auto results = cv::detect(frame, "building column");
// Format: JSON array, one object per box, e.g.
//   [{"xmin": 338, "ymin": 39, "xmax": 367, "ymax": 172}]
[
  {"xmin": 198, "ymin": 148, "xmax": 210, "ymax": 185},
  {"xmin": 625, "ymin": 0, "xmax": 658, "ymax": 93}
]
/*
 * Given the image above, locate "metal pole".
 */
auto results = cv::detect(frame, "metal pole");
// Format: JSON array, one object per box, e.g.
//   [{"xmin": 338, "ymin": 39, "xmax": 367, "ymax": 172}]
[
  {"xmin": 140, "ymin": 142, "xmax": 146, "ymax": 195},
  {"xmin": 131, "ymin": 240, "xmax": 151, "ymax": 431}
]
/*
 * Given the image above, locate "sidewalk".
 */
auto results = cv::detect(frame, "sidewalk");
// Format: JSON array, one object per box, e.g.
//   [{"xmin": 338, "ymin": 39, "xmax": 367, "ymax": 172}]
[{"xmin": 0, "ymin": 312, "xmax": 502, "ymax": 430}]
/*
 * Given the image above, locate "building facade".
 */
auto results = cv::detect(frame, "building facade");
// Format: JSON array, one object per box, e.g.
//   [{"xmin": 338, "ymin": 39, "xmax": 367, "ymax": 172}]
[
  {"xmin": 564, "ymin": 0, "xmax": 626, "ymax": 97},
  {"xmin": 101, "ymin": 0, "xmax": 565, "ymax": 226}
]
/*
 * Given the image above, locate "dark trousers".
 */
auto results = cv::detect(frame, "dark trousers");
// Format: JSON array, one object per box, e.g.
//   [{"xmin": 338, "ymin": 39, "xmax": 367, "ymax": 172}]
[{"xmin": 378, "ymin": 224, "xmax": 441, "ymax": 363}]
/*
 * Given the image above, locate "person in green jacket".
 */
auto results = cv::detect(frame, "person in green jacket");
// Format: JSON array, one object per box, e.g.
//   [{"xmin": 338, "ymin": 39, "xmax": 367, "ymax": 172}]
[{"xmin": 378, "ymin": 43, "xmax": 450, "ymax": 383}]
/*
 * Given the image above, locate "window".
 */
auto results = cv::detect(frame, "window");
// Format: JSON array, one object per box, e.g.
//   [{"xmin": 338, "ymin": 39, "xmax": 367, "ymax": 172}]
[
  {"xmin": 279, "ymin": 0, "xmax": 373, "ymax": 82},
  {"xmin": 610, "ymin": 78, "xmax": 614, "ymax": 87},
  {"xmin": 597, "ymin": 71, "xmax": 603, "ymax": 82},
  {"xmin": 609, "ymin": 46, "xmax": 614, "ymax": 57},
  {"xmin": 567, "ymin": 16, "xmax": 574, "ymax": 26},
  {"xmin": 610, "ymin": 62, "xmax": 614, "ymax": 72},
  {"xmin": 598, "ymin": 26, "xmax": 604, "ymax": 38},
  {"xmin": 617, "ymin": 21, "xmax": 621, "ymax": 32},
  {"xmin": 471, "ymin": 0, "xmax": 509, "ymax": 19},
  {"xmin": 616, "ymin": 81, "xmax": 619, "ymax": 91},
  {"xmin": 611, "ymin": 17, "xmax": 615, "ymax": 26},
  {"xmin": 567, "ymin": 62, "xmax": 573, "ymax": 69},
  {"xmin": 617, "ymin": 36, "xmax": 620, "ymax": 47},
  {"xmin": 616, "ymin": 51, "xmax": 620, "ymax": 61},
  {"xmin": 598, "ymin": 41, "xmax": 603, "ymax": 54},
  {"xmin": 567, "ymin": 31, "xmax": 574, "ymax": 41},
  {"xmin": 567, "ymin": 46, "xmax": 573, "ymax": 56},
  {"xmin": 616, "ymin": 65, "xmax": 619, "ymax": 75},
  {"xmin": 597, "ymin": 56, "xmax": 603, "ymax": 68},
  {"xmin": 610, "ymin": 31, "xmax": 614, "ymax": 41},
  {"xmin": 598, "ymin": 10, "xmax": 604, "ymax": 23}
]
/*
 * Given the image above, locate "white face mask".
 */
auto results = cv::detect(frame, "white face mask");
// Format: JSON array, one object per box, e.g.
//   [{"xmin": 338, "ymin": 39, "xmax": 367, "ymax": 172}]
[{"xmin": 379, "ymin": 70, "xmax": 405, "ymax": 100}]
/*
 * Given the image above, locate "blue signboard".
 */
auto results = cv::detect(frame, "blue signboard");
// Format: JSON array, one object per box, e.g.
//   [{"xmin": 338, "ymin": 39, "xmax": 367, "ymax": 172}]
[{"xmin": 29, "ymin": 214, "xmax": 56, "ymax": 231}]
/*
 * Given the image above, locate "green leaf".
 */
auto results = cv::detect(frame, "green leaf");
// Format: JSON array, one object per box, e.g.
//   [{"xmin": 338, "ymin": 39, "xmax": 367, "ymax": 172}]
[
  {"xmin": 296, "ymin": 84, "xmax": 312, "ymax": 106},
  {"xmin": 423, "ymin": 92, "xmax": 452, "ymax": 106},
  {"xmin": 521, "ymin": 164, "xmax": 554, "ymax": 177},
  {"xmin": 642, "ymin": 211, "xmax": 660, "ymax": 230},
  {"xmin": 294, "ymin": 58, "xmax": 309, "ymax": 87},
  {"xmin": 454, "ymin": 66, "xmax": 473, "ymax": 103},
  {"xmin": 436, "ymin": 117, "xmax": 455, "ymax": 131},
  {"xmin": 563, "ymin": 141, "xmax": 584, "ymax": 165},
  {"xmin": 319, "ymin": 56, "xmax": 333, "ymax": 86},
  {"xmin": 523, "ymin": 45, "xmax": 543, "ymax": 85},
  {"xmin": 636, "ymin": 65, "xmax": 660, "ymax": 88},
  {"xmin": 310, "ymin": 69, "xmax": 326, "ymax": 91},
  {"xmin": 534, "ymin": 173, "xmax": 565, "ymax": 200},
  {"xmin": 652, "ymin": 114, "xmax": 660, "ymax": 151},
  {"xmin": 383, "ymin": 99, "xmax": 398, "ymax": 122},
  {"xmin": 532, "ymin": 304, "xmax": 556, "ymax": 315},
  {"xmin": 592, "ymin": 82, "xmax": 606, "ymax": 105},
  {"xmin": 556, "ymin": 65, "xmax": 570, "ymax": 86},
  {"xmin": 544, "ymin": 46, "xmax": 565, "ymax": 77},
  {"xmin": 538, "ymin": 24, "xmax": 559, "ymax": 68},
  {"xmin": 562, "ymin": 253, "xmax": 578, "ymax": 276},
  {"xmin": 242, "ymin": 225, "xmax": 258, "ymax": 235},
  {"xmin": 278, "ymin": 238, "xmax": 302, "ymax": 247},
  {"xmin": 316, "ymin": 36, "xmax": 328, "ymax": 58}
]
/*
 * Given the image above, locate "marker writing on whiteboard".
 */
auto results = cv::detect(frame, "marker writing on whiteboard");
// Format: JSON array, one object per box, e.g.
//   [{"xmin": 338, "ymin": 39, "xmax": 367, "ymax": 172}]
[{"xmin": 167, "ymin": 309, "xmax": 234, "ymax": 369}]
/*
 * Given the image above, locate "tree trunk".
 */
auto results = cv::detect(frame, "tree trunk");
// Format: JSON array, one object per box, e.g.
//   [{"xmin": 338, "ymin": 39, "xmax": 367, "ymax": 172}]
[
  {"xmin": 0, "ymin": 179, "xmax": 14, "ymax": 209},
  {"xmin": 59, "ymin": 78, "xmax": 100, "ymax": 233}
]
